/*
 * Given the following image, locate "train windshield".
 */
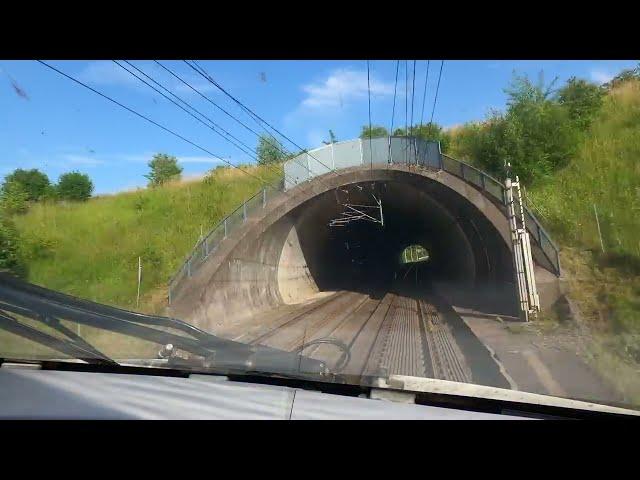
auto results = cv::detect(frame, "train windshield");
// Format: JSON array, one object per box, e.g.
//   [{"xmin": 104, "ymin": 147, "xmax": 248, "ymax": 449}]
[{"xmin": 1, "ymin": 59, "xmax": 639, "ymax": 413}]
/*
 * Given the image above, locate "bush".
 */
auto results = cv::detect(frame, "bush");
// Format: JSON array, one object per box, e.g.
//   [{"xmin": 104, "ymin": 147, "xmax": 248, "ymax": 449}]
[
  {"xmin": 359, "ymin": 125, "xmax": 389, "ymax": 139},
  {"xmin": 557, "ymin": 77, "xmax": 604, "ymax": 130},
  {"xmin": 57, "ymin": 171, "xmax": 94, "ymax": 201},
  {"xmin": 411, "ymin": 122, "xmax": 451, "ymax": 153},
  {"xmin": 256, "ymin": 135, "xmax": 286, "ymax": 165},
  {"xmin": 145, "ymin": 153, "xmax": 183, "ymax": 186},
  {"xmin": 2, "ymin": 168, "xmax": 50, "ymax": 201},
  {"xmin": 0, "ymin": 180, "xmax": 29, "ymax": 214},
  {"xmin": 448, "ymin": 73, "xmax": 580, "ymax": 184},
  {"xmin": 0, "ymin": 216, "xmax": 27, "ymax": 277}
]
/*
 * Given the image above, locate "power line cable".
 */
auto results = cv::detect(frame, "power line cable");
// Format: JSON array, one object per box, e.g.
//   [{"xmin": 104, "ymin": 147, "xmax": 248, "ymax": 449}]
[
  {"xmin": 116, "ymin": 60, "xmax": 289, "ymax": 182},
  {"xmin": 410, "ymin": 60, "xmax": 416, "ymax": 137},
  {"xmin": 389, "ymin": 60, "xmax": 400, "ymax": 163},
  {"xmin": 153, "ymin": 61, "xmax": 325, "ymax": 185},
  {"xmin": 419, "ymin": 60, "xmax": 430, "ymax": 128},
  {"xmin": 155, "ymin": 61, "xmax": 294, "ymax": 162},
  {"xmin": 36, "ymin": 60, "xmax": 268, "ymax": 185},
  {"xmin": 183, "ymin": 60, "xmax": 344, "ymax": 181},
  {"xmin": 114, "ymin": 61, "xmax": 259, "ymax": 163},
  {"xmin": 429, "ymin": 60, "xmax": 445, "ymax": 127},
  {"xmin": 390, "ymin": 60, "xmax": 399, "ymax": 135},
  {"xmin": 367, "ymin": 60, "xmax": 373, "ymax": 170}
]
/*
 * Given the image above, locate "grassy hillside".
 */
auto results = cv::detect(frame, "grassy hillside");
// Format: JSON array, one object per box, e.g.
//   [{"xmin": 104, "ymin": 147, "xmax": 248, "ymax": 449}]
[
  {"xmin": 12, "ymin": 164, "xmax": 283, "ymax": 314},
  {"xmin": 526, "ymin": 81, "xmax": 640, "ymax": 401},
  {"xmin": 527, "ymin": 80, "xmax": 640, "ymax": 257}
]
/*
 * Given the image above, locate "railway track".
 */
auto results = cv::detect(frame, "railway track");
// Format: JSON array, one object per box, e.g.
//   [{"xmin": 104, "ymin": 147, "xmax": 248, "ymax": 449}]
[{"xmin": 242, "ymin": 290, "xmax": 479, "ymax": 384}]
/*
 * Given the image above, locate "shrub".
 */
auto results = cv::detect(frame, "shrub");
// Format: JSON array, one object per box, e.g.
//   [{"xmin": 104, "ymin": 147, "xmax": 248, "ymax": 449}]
[
  {"xmin": 0, "ymin": 180, "xmax": 29, "ymax": 214},
  {"xmin": 145, "ymin": 154, "xmax": 183, "ymax": 186},
  {"xmin": 1, "ymin": 168, "xmax": 50, "ymax": 201},
  {"xmin": 57, "ymin": 171, "xmax": 94, "ymax": 201},
  {"xmin": 0, "ymin": 216, "xmax": 27, "ymax": 277}
]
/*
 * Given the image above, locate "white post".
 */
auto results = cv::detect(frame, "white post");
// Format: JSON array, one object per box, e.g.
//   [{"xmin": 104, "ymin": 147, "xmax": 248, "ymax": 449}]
[
  {"xmin": 594, "ymin": 203, "xmax": 605, "ymax": 253},
  {"xmin": 136, "ymin": 256, "xmax": 142, "ymax": 308}
]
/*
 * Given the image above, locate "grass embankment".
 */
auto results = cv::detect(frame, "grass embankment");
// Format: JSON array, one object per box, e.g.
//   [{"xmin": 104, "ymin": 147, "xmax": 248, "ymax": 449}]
[
  {"xmin": 12, "ymin": 164, "xmax": 283, "ymax": 315},
  {"xmin": 526, "ymin": 81, "xmax": 640, "ymax": 402}
]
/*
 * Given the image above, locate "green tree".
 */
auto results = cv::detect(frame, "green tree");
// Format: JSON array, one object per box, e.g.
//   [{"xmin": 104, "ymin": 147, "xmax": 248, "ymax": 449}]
[
  {"xmin": 0, "ymin": 216, "xmax": 26, "ymax": 277},
  {"xmin": 449, "ymin": 73, "xmax": 580, "ymax": 184},
  {"xmin": 557, "ymin": 77, "xmax": 604, "ymax": 130},
  {"xmin": 412, "ymin": 122, "xmax": 452, "ymax": 153},
  {"xmin": 2, "ymin": 168, "xmax": 50, "ymax": 201},
  {"xmin": 360, "ymin": 125, "xmax": 389, "ymax": 139},
  {"xmin": 145, "ymin": 153, "xmax": 183, "ymax": 187},
  {"xmin": 256, "ymin": 134, "xmax": 285, "ymax": 165},
  {"xmin": 602, "ymin": 65, "xmax": 640, "ymax": 90},
  {"xmin": 0, "ymin": 180, "xmax": 29, "ymax": 214},
  {"xmin": 323, "ymin": 129, "xmax": 338, "ymax": 145},
  {"xmin": 57, "ymin": 171, "xmax": 94, "ymax": 201}
]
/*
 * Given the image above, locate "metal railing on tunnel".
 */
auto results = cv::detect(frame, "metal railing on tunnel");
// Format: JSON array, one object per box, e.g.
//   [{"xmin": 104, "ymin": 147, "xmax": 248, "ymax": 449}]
[
  {"xmin": 169, "ymin": 137, "xmax": 561, "ymax": 304},
  {"xmin": 168, "ymin": 177, "xmax": 286, "ymax": 304},
  {"xmin": 440, "ymin": 153, "xmax": 560, "ymax": 275}
]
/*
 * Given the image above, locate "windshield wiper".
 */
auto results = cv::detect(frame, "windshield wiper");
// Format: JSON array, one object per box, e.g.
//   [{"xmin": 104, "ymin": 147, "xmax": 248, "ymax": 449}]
[
  {"xmin": 0, "ymin": 274, "xmax": 330, "ymax": 378},
  {"xmin": 0, "ymin": 311, "xmax": 118, "ymax": 366}
]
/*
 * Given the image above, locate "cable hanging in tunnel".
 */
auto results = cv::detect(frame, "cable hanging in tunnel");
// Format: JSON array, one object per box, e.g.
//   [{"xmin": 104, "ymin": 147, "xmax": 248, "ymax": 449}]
[
  {"xmin": 35, "ymin": 60, "xmax": 270, "ymax": 186},
  {"xmin": 328, "ymin": 193, "xmax": 384, "ymax": 228}
]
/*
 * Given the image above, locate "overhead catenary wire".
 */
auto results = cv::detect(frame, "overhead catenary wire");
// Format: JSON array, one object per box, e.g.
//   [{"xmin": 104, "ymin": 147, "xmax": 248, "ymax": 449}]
[
  {"xmin": 114, "ymin": 61, "xmax": 259, "ymax": 163},
  {"xmin": 367, "ymin": 60, "xmax": 373, "ymax": 170},
  {"xmin": 429, "ymin": 60, "xmax": 445, "ymax": 127},
  {"xmin": 183, "ymin": 60, "xmax": 346, "ymax": 182},
  {"xmin": 410, "ymin": 60, "xmax": 416, "ymax": 137},
  {"xmin": 36, "ymin": 60, "xmax": 268, "ymax": 185},
  {"xmin": 190, "ymin": 59, "xmax": 288, "ymax": 148},
  {"xmin": 419, "ymin": 60, "xmax": 430, "ymax": 128},
  {"xmin": 184, "ymin": 59, "xmax": 357, "ymax": 195},
  {"xmin": 114, "ymin": 60, "xmax": 289, "ymax": 183},
  {"xmin": 390, "ymin": 60, "xmax": 400, "ymax": 135},
  {"xmin": 151, "ymin": 61, "xmax": 325, "ymax": 187},
  {"xmin": 389, "ymin": 60, "xmax": 400, "ymax": 164},
  {"xmin": 154, "ymin": 60, "xmax": 294, "ymax": 161}
]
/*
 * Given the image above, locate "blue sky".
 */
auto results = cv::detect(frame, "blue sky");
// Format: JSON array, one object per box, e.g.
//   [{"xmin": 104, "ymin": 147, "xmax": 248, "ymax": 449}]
[{"xmin": 1, "ymin": 59, "xmax": 637, "ymax": 194}]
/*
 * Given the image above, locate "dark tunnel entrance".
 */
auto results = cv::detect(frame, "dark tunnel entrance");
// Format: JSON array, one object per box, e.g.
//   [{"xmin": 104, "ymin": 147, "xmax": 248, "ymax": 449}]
[{"xmin": 287, "ymin": 178, "xmax": 519, "ymax": 315}]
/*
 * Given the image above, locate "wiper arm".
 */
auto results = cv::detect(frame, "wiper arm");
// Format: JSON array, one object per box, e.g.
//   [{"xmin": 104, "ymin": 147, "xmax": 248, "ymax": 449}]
[
  {"xmin": 0, "ymin": 311, "xmax": 118, "ymax": 366},
  {"xmin": 0, "ymin": 275, "xmax": 331, "ymax": 378},
  {"xmin": 0, "ymin": 273, "xmax": 212, "ymax": 341},
  {"xmin": 0, "ymin": 300, "xmax": 112, "ymax": 361}
]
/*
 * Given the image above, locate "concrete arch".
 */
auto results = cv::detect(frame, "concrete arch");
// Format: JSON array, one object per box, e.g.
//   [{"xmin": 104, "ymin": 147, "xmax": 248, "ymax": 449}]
[{"xmin": 169, "ymin": 164, "xmax": 561, "ymax": 333}]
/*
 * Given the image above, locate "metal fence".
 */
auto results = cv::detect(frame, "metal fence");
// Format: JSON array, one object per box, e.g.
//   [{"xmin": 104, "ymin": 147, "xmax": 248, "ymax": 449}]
[
  {"xmin": 440, "ymin": 154, "xmax": 560, "ymax": 275},
  {"xmin": 168, "ymin": 137, "xmax": 560, "ymax": 303}
]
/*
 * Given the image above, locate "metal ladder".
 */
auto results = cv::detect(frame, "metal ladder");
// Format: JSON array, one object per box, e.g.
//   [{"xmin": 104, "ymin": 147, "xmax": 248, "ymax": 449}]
[{"xmin": 505, "ymin": 173, "xmax": 540, "ymax": 321}]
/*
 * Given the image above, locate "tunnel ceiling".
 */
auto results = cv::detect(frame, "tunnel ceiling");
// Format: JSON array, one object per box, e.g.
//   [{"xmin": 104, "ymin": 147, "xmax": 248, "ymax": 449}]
[{"xmin": 284, "ymin": 177, "xmax": 514, "ymax": 294}]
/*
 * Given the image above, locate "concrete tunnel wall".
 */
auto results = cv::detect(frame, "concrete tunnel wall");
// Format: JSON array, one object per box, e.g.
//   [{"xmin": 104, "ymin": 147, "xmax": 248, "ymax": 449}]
[{"xmin": 169, "ymin": 165, "xmax": 560, "ymax": 333}]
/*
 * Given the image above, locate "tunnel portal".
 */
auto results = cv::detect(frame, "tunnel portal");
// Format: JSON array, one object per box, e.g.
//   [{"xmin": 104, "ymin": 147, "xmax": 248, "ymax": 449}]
[{"xmin": 169, "ymin": 165, "xmax": 525, "ymax": 333}]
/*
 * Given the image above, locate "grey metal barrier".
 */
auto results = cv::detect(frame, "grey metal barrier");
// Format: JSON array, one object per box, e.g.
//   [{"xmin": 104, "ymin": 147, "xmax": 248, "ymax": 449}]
[{"xmin": 440, "ymin": 154, "xmax": 560, "ymax": 275}]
